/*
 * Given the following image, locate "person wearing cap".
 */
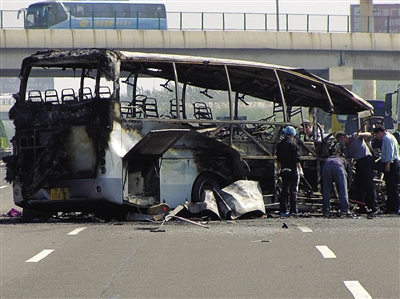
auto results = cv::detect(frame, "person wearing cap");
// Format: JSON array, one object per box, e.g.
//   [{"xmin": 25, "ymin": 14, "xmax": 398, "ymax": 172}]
[
  {"xmin": 301, "ymin": 120, "xmax": 323, "ymax": 142},
  {"xmin": 276, "ymin": 126, "xmax": 302, "ymax": 217},
  {"xmin": 373, "ymin": 127, "xmax": 400, "ymax": 214},
  {"xmin": 335, "ymin": 131, "xmax": 379, "ymax": 216}
]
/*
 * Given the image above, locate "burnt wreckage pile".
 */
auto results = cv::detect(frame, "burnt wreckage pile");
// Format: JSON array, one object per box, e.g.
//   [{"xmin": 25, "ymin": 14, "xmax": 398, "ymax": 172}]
[{"xmin": 3, "ymin": 49, "xmax": 374, "ymax": 220}]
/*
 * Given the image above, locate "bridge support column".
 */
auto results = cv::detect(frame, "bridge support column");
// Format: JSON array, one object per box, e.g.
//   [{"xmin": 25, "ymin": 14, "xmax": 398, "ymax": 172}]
[
  {"xmin": 328, "ymin": 66, "xmax": 353, "ymax": 90},
  {"xmin": 360, "ymin": 0, "xmax": 374, "ymax": 33},
  {"xmin": 360, "ymin": 80, "xmax": 376, "ymax": 100},
  {"xmin": 358, "ymin": 0, "xmax": 376, "ymax": 100}
]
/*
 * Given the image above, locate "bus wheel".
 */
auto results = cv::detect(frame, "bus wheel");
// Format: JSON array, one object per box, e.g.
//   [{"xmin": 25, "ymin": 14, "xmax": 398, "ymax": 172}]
[{"xmin": 191, "ymin": 172, "xmax": 227, "ymax": 203}]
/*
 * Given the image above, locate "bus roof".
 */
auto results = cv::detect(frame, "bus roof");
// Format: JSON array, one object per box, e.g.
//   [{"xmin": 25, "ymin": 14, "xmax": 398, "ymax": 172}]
[
  {"xmin": 56, "ymin": 1, "xmax": 163, "ymax": 3},
  {"xmin": 28, "ymin": 1, "xmax": 166, "ymax": 6},
  {"xmin": 20, "ymin": 48, "xmax": 372, "ymax": 114}
]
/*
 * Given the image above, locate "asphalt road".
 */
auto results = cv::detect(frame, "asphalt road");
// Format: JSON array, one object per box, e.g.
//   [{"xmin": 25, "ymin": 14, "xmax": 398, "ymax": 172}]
[{"xmin": 1, "ymin": 166, "xmax": 399, "ymax": 299}]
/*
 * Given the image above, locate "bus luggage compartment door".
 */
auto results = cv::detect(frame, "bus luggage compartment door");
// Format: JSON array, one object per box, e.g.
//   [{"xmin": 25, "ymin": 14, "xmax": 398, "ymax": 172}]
[{"xmin": 122, "ymin": 129, "xmax": 189, "ymax": 206}]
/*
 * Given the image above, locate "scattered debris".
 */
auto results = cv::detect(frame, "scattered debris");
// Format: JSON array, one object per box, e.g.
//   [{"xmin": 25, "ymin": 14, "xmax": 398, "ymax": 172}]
[
  {"xmin": 184, "ymin": 191, "xmax": 221, "ymax": 220},
  {"xmin": 126, "ymin": 212, "xmax": 165, "ymax": 222},
  {"xmin": 2, "ymin": 208, "xmax": 22, "ymax": 217},
  {"xmin": 219, "ymin": 180, "xmax": 266, "ymax": 219},
  {"xmin": 171, "ymin": 215, "xmax": 209, "ymax": 229},
  {"xmin": 282, "ymin": 223, "xmax": 288, "ymax": 229},
  {"xmin": 125, "ymin": 180, "xmax": 266, "ymax": 229},
  {"xmin": 150, "ymin": 220, "xmax": 166, "ymax": 233},
  {"xmin": 183, "ymin": 180, "xmax": 266, "ymax": 220},
  {"xmin": 164, "ymin": 204, "xmax": 185, "ymax": 221},
  {"xmin": 251, "ymin": 240, "xmax": 271, "ymax": 243},
  {"xmin": 126, "ymin": 203, "xmax": 171, "ymax": 222},
  {"xmin": 147, "ymin": 203, "xmax": 171, "ymax": 216}
]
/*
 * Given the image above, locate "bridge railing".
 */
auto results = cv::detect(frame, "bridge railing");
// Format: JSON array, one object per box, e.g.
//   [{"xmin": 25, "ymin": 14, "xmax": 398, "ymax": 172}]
[
  {"xmin": 0, "ymin": 10, "xmax": 398, "ymax": 33},
  {"xmin": 168, "ymin": 12, "xmax": 357, "ymax": 32},
  {"xmin": 0, "ymin": 10, "xmax": 25, "ymax": 28}
]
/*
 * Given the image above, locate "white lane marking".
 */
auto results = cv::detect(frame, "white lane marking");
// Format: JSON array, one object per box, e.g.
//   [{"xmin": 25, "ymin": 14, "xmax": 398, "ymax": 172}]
[
  {"xmin": 68, "ymin": 227, "xmax": 87, "ymax": 235},
  {"xmin": 298, "ymin": 226, "xmax": 313, "ymax": 232},
  {"xmin": 344, "ymin": 281, "xmax": 373, "ymax": 299},
  {"xmin": 25, "ymin": 249, "xmax": 54, "ymax": 263},
  {"xmin": 315, "ymin": 245, "xmax": 337, "ymax": 258},
  {"xmin": 0, "ymin": 186, "xmax": 8, "ymax": 189}
]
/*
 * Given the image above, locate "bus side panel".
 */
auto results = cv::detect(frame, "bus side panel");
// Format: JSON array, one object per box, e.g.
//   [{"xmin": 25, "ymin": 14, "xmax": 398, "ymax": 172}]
[
  {"xmin": 159, "ymin": 157, "xmax": 198, "ymax": 208},
  {"xmin": 50, "ymin": 17, "xmax": 167, "ymax": 29},
  {"xmin": 88, "ymin": 176, "xmax": 123, "ymax": 205}
]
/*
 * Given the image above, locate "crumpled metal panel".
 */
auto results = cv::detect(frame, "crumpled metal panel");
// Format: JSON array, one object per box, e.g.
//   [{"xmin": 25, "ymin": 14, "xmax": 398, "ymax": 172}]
[
  {"xmin": 184, "ymin": 180, "xmax": 265, "ymax": 220},
  {"xmin": 184, "ymin": 190, "xmax": 221, "ymax": 220},
  {"xmin": 219, "ymin": 180, "xmax": 266, "ymax": 219}
]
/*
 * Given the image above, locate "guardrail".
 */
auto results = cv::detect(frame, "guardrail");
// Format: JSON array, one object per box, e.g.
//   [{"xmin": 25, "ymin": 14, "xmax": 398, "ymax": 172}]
[
  {"xmin": 0, "ymin": 10, "xmax": 398, "ymax": 33},
  {"xmin": 167, "ymin": 12, "xmax": 398, "ymax": 33}
]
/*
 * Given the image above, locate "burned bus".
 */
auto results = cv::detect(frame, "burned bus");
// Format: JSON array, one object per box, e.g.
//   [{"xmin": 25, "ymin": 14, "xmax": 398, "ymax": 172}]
[{"xmin": 4, "ymin": 49, "xmax": 373, "ymax": 216}]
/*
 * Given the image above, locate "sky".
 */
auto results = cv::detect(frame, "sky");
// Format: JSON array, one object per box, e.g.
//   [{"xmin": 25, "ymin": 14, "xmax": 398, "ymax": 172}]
[{"xmin": 1, "ymin": 0, "xmax": 400, "ymax": 15}]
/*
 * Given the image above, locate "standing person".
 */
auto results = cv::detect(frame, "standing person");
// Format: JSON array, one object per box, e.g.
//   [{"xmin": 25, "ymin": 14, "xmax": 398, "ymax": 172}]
[
  {"xmin": 321, "ymin": 155, "xmax": 353, "ymax": 218},
  {"xmin": 335, "ymin": 131, "xmax": 379, "ymax": 216},
  {"xmin": 301, "ymin": 120, "xmax": 323, "ymax": 142},
  {"xmin": 392, "ymin": 123, "xmax": 400, "ymax": 151},
  {"xmin": 276, "ymin": 126, "xmax": 302, "ymax": 217},
  {"xmin": 373, "ymin": 127, "xmax": 400, "ymax": 214}
]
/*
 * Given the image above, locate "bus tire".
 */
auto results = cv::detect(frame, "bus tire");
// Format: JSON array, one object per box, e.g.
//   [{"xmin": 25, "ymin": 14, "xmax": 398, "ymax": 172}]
[{"xmin": 191, "ymin": 172, "xmax": 228, "ymax": 203}]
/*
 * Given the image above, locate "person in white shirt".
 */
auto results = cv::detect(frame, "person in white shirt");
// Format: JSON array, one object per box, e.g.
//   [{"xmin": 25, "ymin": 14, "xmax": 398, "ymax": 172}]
[{"xmin": 373, "ymin": 127, "xmax": 400, "ymax": 215}]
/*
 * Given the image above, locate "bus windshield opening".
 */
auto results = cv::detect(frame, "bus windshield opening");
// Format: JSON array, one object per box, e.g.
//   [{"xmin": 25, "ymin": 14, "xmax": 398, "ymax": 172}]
[{"xmin": 26, "ymin": 3, "xmax": 67, "ymax": 28}]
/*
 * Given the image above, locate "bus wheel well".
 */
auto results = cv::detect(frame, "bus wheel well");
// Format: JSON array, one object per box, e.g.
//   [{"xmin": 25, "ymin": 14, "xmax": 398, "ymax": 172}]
[{"xmin": 191, "ymin": 171, "xmax": 228, "ymax": 203}]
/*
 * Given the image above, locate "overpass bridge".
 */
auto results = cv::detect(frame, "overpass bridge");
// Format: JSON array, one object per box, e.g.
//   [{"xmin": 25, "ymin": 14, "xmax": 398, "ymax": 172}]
[
  {"xmin": 0, "ymin": 29, "xmax": 399, "ymax": 121},
  {"xmin": 1, "ymin": 4, "xmax": 398, "ymax": 122},
  {"xmin": 0, "ymin": 29, "xmax": 399, "ymax": 87}
]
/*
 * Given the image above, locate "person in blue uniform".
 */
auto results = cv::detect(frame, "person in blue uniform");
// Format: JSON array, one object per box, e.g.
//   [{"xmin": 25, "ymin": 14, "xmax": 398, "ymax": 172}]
[
  {"xmin": 335, "ymin": 131, "xmax": 379, "ymax": 216},
  {"xmin": 276, "ymin": 126, "xmax": 302, "ymax": 217},
  {"xmin": 373, "ymin": 127, "xmax": 400, "ymax": 215},
  {"xmin": 321, "ymin": 155, "xmax": 353, "ymax": 217}
]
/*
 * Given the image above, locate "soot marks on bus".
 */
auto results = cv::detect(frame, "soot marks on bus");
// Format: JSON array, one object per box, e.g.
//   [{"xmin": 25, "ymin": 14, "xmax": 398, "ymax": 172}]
[
  {"xmin": 179, "ymin": 131, "xmax": 247, "ymax": 179},
  {"xmin": 3, "ymin": 49, "xmax": 375, "ymax": 218},
  {"xmin": 4, "ymin": 93, "xmax": 115, "ymax": 200}
]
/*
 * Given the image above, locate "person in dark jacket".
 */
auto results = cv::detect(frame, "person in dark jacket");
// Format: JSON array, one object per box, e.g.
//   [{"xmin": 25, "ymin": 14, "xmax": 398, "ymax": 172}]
[
  {"xmin": 276, "ymin": 126, "xmax": 302, "ymax": 217},
  {"xmin": 335, "ymin": 131, "xmax": 379, "ymax": 215},
  {"xmin": 321, "ymin": 155, "xmax": 353, "ymax": 218}
]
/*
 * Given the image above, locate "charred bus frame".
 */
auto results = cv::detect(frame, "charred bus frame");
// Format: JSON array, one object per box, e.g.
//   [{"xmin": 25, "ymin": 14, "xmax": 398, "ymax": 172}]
[{"xmin": 4, "ymin": 49, "xmax": 373, "ymax": 214}]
